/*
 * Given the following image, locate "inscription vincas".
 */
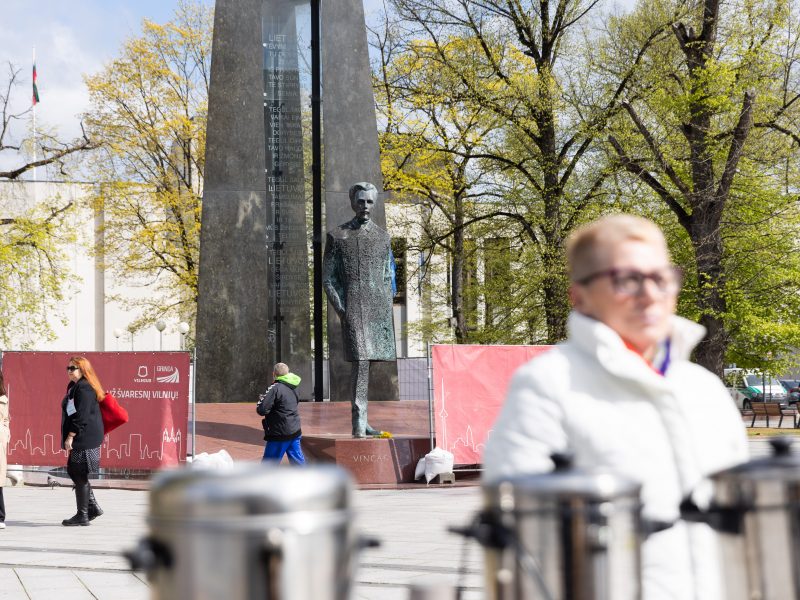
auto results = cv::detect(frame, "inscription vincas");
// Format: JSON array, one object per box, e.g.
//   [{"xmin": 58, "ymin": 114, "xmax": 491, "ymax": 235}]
[{"xmin": 351, "ymin": 454, "xmax": 390, "ymax": 463}]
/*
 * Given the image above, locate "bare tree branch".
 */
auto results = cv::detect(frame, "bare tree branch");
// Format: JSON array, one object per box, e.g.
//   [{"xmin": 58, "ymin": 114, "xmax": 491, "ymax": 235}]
[
  {"xmin": 622, "ymin": 101, "xmax": 692, "ymax": 199},
  {"xmin": 753, "ymin": 120, "xmax": 800, "ymax": 147},
  {"xmin": 716, "ymin": 90, "xmax": 755, "ymax": 202},
  {"xmin": 608, "ymin": 135, "xmax": 691, "ymax": 228},
  {"xmin": 0, "ymin": 128, "xmax": 95, "ymax": 180}
]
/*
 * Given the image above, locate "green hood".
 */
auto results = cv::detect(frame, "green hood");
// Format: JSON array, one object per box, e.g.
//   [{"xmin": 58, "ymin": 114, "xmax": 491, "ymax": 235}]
[{"xmin": 275, "ymin": 373, "xmax": 301, "ymax": 388}]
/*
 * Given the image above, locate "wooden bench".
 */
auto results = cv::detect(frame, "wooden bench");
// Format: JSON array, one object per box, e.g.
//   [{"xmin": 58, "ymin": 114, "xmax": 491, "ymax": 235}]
[{"xmin": 749, "ymin": 402, "xmax": 796, "ymax": 428}]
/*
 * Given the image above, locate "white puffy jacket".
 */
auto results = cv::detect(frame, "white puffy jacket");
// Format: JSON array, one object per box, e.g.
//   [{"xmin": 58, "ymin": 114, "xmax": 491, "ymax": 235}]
[{"xmin": 482, "ymin": 311, "xmax": 748, "ymax": 600}]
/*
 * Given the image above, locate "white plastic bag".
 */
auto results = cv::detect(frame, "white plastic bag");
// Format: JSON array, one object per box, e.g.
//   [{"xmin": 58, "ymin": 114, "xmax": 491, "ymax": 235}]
[
  {"xmin": 189, "ymin": 449, "xmax": 234, "ymax": 470},
  {"xmin": 414, "ymin": 457, "xmax": 427, "ymax": 481},
  {"xmin": 414, "ymin": 447, "xmax": 454, "ymax": 483}
]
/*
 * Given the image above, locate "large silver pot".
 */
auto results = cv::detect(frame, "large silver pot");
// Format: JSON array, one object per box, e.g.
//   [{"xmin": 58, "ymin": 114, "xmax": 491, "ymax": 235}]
[
  {"xmin": 694, "ymin": 437, "xmax": 800, "ymax": 600},
  {"xmin": 126, "ymin": 464, "xmax": 357, "ymax": 600},
  {"xmin": 477, "ymin": 455, "xmax": 642, "ymax": 600}
]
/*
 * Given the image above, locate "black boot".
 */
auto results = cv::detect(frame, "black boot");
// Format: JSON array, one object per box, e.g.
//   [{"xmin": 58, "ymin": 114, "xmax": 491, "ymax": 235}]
[
  {"xmin": 62, "ymin": 483, "xmax": 90, "ymax": 526},
  {"xmin": 87, "ymin": 485, "xmax": 103, "ymax": 521}
]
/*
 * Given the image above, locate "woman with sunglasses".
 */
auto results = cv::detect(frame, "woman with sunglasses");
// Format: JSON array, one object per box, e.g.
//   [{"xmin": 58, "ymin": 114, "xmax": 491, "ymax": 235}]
[
  {"xmin": 0, "ymin": 369, "xmax": 9, "ymax": 529},
  {"xmin": 61, "ymin": 357, "xmax": 104, "ymax": 526}
]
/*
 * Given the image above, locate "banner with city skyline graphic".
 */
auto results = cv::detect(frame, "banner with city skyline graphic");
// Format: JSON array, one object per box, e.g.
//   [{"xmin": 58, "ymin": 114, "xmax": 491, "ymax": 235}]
[
  {"xmin": 3, "ymin": 351, "xmax": 189, "ymax": 469},
  {"xmin": 432, "ymin": 344, "xmax": 551, "ymax": 465}
]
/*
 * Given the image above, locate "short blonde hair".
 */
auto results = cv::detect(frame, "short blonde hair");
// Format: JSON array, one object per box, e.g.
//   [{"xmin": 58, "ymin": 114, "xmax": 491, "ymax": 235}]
[
  {"xmin": 566, "ymin": 214, "xmax": 668, "ymax": 281},
  {"xmin": 273, "ymin": 362, "xmax": 289, "ymax": 377}
]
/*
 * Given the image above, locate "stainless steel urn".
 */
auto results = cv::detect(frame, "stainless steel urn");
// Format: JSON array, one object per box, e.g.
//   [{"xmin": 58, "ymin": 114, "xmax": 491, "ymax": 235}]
[
  {"xmin": 700, "ymin": 437, "xmax": 800, "ymax": 600},
  {"xmin": 479, "ymin": 455, "xmax": 642, "ymax": 600},
  {"xmin": 126, "ymin": 464, "xmax": 357, "ymax": 600}
]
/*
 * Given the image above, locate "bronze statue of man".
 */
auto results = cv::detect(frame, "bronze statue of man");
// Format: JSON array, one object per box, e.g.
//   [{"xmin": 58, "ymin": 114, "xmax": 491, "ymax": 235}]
[{"xmin": 322, "ymin": 182, "xmax": 396, "ymax": 438}]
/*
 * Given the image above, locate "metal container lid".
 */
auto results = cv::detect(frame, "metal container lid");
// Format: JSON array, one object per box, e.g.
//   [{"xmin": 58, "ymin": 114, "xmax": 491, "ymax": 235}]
[
  {"xmin": 149, "ymin": 464, "xmax": 353, "ymax": 521},
  {"xmin": 714, "ymin": 436, "xmax": 800, "ymax": 479},
  {"xmin": 483, "ymin": 454, "xmax": 641, "ymax": 510},
  {"xmin": 710, "ymin": 437, "xmax": 800, "ymax": 508}
]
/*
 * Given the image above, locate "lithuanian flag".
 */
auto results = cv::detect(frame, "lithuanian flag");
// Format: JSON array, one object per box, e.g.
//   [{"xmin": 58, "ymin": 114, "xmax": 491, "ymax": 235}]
[{"xmin": 32, "ymin": 63, "xmax": 39, "ymax": 105}]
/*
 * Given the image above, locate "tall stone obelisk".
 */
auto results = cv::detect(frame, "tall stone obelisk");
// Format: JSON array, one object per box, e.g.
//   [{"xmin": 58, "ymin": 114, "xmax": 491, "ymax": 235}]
[
  {"xmin": 196, "ymin": 0, "xmax": 311, "ymax": 403},
  {"xmin": 196, "ymin": 0, "xmax": 397, "ymax": 403}
]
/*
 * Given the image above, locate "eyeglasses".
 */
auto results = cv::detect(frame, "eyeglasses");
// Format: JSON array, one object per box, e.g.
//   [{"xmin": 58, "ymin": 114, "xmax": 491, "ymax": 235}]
[
  {"xmin": 66, "ymin": 366, "xmax": 79, "ymax": 372},
  {"xmin": 576, "ymin": 266, "xmax": 683, "ymax": 297}
]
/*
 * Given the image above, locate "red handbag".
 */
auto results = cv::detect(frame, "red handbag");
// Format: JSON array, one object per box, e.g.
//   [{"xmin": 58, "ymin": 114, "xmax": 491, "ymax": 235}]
[{"xmin": 99, "ymin": 392, "xmax": 129, "ymax": 434}]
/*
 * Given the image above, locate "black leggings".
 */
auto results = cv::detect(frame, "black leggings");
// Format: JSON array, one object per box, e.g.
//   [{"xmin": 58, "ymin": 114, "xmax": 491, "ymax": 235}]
[{"xmin": 0, "ymin": 487, "xmax": 5, "ymax": 522}]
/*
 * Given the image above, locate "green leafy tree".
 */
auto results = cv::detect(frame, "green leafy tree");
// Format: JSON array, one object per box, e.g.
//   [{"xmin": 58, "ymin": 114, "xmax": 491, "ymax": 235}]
[
  {"xmin": 83, "ymin": 0, "xmax": 211, "ymax": 333},
  {"xmin": 606, "ymin": 0, "xmax": 800, "ymax": 375},
  {"xmin": 379, "ymin": 0, "xmax": 660, "ymax": 343},
  {"xmin": 0, "ymin": 62, "xmax": 94, "ymax": 346},
  {"xmin": 0, "ymin": 185, "xmax": 79, "ymax": 348},
  {"xmin": 373, "ymin": 21, "xmax": 507, "ymax": 342}
]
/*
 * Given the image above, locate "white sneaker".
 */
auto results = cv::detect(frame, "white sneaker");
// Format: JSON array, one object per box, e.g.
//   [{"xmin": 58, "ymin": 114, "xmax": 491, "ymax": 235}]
[{"xmin": 0, "ymin": 522, "xmax": 5, "ymax": 529}]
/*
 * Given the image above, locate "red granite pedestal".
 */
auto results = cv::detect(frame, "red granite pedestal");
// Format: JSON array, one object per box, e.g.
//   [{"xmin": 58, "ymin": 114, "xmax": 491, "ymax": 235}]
[
  {"xmin": 194, "ymin": 401, "xmax": 434, "ymax": 484},
  {"xmin": 302, "ymin": 435, "xmax": 431, "ymax": 484}
]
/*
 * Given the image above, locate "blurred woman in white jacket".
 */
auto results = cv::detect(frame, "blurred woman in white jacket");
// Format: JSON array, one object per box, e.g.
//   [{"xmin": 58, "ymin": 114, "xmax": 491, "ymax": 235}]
[{"xmin": 482, "ymin": 214, "xmax": 748, "ymax": 600}]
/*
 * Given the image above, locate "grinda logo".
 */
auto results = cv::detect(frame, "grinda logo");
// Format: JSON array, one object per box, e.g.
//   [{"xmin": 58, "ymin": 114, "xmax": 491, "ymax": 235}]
[{"xmin": 156, "ymin": 366, "xmax": 180, "ymax": 384}]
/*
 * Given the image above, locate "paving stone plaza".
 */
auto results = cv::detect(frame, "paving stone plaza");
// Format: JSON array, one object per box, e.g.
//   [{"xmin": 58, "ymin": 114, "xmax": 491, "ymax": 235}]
[
  {"xmin": 0, "ymin": 483, "xmax": 483, "ymax": 600},
  {"xmin": 0, "ymin": 439, "xmax": 774, "ymax": 599}
]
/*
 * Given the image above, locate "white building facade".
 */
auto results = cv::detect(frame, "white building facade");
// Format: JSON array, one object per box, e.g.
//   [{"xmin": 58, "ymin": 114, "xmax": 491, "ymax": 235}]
[{"xmin": 0, "ymin": 180, "xmax": 189, "ymax": 353}]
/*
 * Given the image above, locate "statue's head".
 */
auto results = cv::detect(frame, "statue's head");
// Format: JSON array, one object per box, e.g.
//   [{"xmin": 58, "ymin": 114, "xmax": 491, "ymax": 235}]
[{"xmin": 349, "ymin": 182, "xmax": 378, "ymax": 223}]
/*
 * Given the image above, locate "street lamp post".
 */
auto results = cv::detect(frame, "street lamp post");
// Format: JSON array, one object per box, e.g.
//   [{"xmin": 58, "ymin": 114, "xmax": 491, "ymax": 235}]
[
  {"xmin": 178, "ymin": 320, "xmax": 193, "ymax": 458},
  {"xmin": 178, "ymin": 322, "xmax": 190, "ymax": 351},
  {"xmin": 156, "ymin": 319, "xmax": 167, "ymax": 351},
  {"xmin": 128, "ymin": 326, "xmax": 135, "ymax": 351},
  {"xmin": 113, "ymin": 328, "xmax": 123, "ymax": 351}
]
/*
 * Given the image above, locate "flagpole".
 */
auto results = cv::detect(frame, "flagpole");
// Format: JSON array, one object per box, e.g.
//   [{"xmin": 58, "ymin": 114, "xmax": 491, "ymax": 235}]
[{"xmin": 32, "ymin": 46, "xmax": 37, "ymax": 187}]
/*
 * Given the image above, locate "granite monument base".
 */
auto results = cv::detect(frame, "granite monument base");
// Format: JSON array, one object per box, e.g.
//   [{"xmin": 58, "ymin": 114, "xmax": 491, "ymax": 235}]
[{"xmin": 302, "ymin": 435, "xmax": 431, "ymax": 484}]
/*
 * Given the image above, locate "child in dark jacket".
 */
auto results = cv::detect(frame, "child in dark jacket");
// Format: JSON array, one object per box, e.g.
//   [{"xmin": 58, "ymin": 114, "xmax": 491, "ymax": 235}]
[{"xmin": 256, "ymin": 363, "xmax": 305, "ymax": 465}]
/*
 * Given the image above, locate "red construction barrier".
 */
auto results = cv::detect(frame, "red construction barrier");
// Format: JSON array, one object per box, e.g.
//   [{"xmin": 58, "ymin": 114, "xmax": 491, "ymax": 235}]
[
  {"xmin": 431, "ymin": 344, "xmax": 550, "ymax": 465},
  {"xmin": 2, "ymin": 351, "xmax": 189, "ymax": 469}
]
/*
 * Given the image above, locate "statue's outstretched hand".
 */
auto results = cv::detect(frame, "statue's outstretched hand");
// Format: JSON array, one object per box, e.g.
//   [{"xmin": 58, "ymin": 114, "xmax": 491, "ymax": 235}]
[{"xmin": 335, "ymin": 303, "xmax": 346, "ymax": 319}]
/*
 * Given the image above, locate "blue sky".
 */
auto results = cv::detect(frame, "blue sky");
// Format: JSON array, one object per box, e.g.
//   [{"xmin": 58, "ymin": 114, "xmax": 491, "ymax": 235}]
[
  {"xmin": 0, "ymin": 0, "xmax": 391, "ymax": 148},
  {"xmin": 0, "ymin": 0, "xmax": 630, "ymax": 151},
  {"xmin": 1, "ymin": 1, "xmax": 206, "ymax": 144}
]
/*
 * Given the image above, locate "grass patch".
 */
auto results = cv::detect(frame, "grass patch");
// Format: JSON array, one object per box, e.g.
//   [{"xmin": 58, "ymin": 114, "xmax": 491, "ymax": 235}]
[{"xmin": 746, "ymin": 428, "xmax": 800, "ymax": 437}]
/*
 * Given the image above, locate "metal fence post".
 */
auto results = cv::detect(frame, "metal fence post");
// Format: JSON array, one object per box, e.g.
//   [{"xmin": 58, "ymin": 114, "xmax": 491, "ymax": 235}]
[
  {"xmin": 427, "ymin": 343, "xmax": 435, "ymax": 452},
  {"xmin": 191, "ymin": 347, "xmax": 197, "ymax": 458}
]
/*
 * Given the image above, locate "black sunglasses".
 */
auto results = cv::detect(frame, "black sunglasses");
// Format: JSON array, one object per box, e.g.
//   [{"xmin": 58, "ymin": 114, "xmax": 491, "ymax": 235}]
[{"xmin": 66, "ymin": 366, "xmax": 79, "ymax": 372}]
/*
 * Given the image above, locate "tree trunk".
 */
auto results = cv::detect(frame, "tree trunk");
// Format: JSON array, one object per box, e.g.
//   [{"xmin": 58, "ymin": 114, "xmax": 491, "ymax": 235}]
[
  {"xmin": 542, "ymin": 242, "xmax": 569, "ymax": 343},
  {"xmin": 452, "ymin": 194, "xmax": 468, "ymax": 343},
  {"xmin": 689, "ymin": 216, "xmax": 727, "ymax": 376},
  {"xmin": 536, "ymin": 63, "xmax": 570, "ymax": 344}
]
